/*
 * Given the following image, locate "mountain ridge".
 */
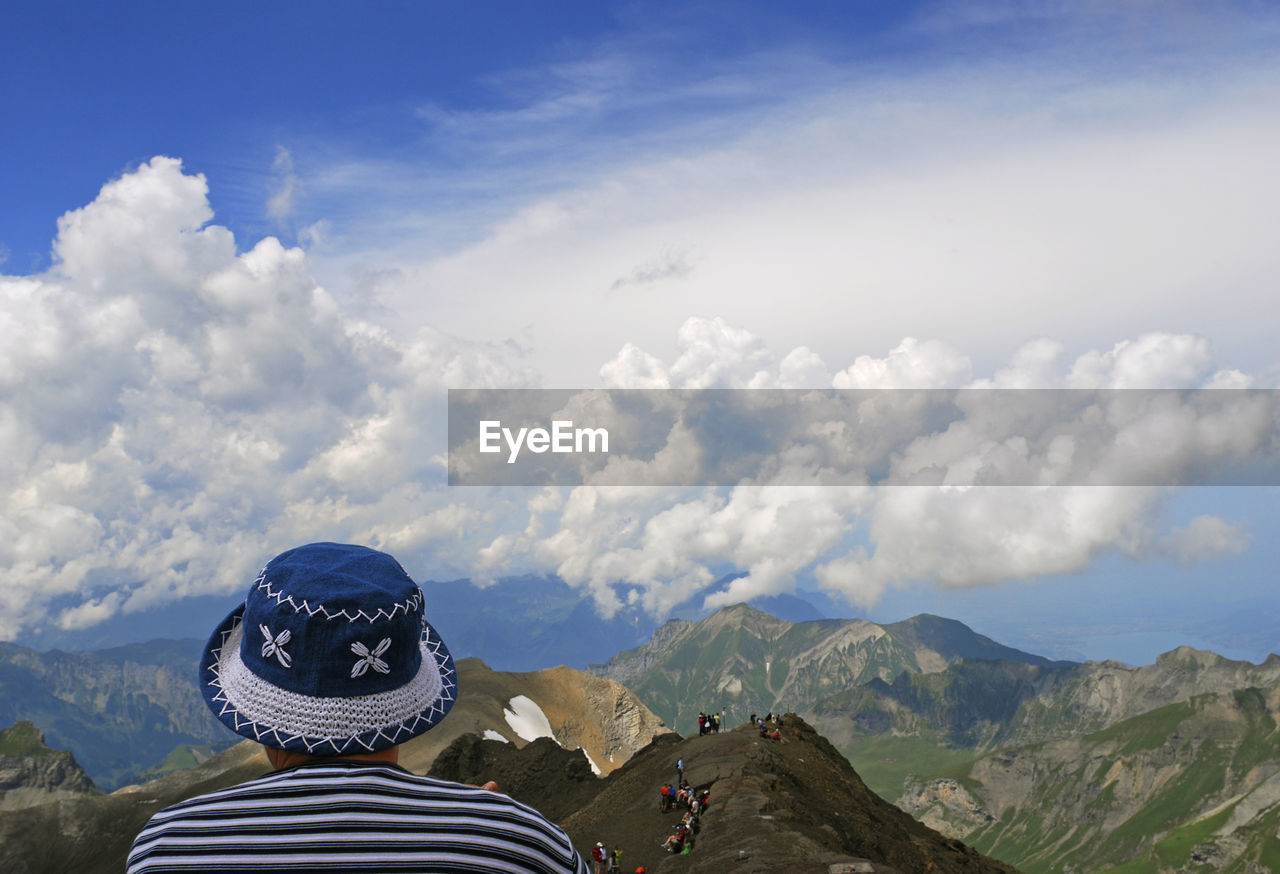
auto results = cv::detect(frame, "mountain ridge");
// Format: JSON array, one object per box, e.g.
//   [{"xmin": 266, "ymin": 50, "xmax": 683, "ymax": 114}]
[
  {"xmin": 0, "ymin": 667, "xmax": 1019, "ymax": 873},
  {"xmin": 589, "ymin": 603, "xmax": 1067, "ymax": 735}
]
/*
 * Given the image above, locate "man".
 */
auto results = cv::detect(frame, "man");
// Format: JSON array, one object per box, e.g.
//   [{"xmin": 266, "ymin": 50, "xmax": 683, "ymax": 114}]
[{"xmin": 127, "ymin": 542, "xmax": 589, "ymax": 873}]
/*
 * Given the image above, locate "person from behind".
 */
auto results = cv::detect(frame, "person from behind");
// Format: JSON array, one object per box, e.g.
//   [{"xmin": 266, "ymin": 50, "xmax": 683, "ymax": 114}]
[{"xmin": 127, "ymin": 542, "xmax": 589, "ymax": 873}]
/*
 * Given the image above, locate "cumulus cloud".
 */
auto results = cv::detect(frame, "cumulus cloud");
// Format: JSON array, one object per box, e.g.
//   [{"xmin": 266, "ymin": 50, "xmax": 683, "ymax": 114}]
[
  {"xmin": 2, "ymin": 160, "xmax": 1275, "ymax": 639},
  {"xmin": 833, "ymin": 338, "xmax": 972, "ymax": 389},
  {"xmin": 0, "ymin": 158, "xmax": 534, "ymax": 639},
  {"xmin": 1158, "ymin": 515, "xmax": 1251, "ymax": 564},
  {"xmin": 503, "ymin": 319, "xmax": 1276, "ymax": 616},
  {"xmin": 598, "ymin": 315, "xmax": 836, "ymax": 390}
]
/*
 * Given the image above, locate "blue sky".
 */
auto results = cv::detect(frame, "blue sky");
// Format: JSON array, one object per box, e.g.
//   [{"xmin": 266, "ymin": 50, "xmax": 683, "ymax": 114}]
[{"xmin": 2, "ymin": 1, "xmax": 1279, "ymax": 664}]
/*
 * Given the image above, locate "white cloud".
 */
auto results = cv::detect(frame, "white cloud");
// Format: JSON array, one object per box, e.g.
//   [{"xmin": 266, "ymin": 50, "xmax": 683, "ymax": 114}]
[
  {"xmin": 833, "ymin": 338, "xmax": 971, "ymax": 389},
  {"xmin": 600, "ymin": 342, "xmax": 669, "ymax": 388},
  {"xmin": 499, "ymin": 320, "xmax": 1276, "ymax": 617},
  {"xmin": 598, "ymin": 315, "xmax": 834, "ymax": 390},
  {"xmin": 0, "ymin": 159, "xmax": 534, "ymax": 639},
  {"xmin": 1067, "ymin": 334, "xmax": 1216, "ymax": 389},
  {"xmin": 1158, "ymin": 515, "xmax": 1251, "ymax": 564},
  {"xmin": 267, "ymin": 146, "xmax": 301, "ymax": 222},
  {"xmin": 816, "ymin": 485, "xmax": 1160, "ymax": 608},
  {"xmin": 4, "ymin": 101, "xmax": 1278, "ymax": 638},
  {"xmin": 307, "ymin": 53, "xmax": 1280, "ymax": 389}
]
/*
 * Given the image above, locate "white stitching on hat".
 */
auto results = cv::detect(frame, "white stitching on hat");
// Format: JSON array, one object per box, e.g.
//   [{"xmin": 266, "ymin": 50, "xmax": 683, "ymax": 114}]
[
  {"xmin": 259, "ymin": 625, "xmax": 293, "ymax": 668},
  {"xmin": 255, "ymin": 577, "xmax": 423, "ymax": 623},
  {"xmin": 350, "ymin": 638, "xmax": 392, "ymax": 678},
  {"xmin": 207, "ymin": 622, "xmax": 456, "ymax": 755}
]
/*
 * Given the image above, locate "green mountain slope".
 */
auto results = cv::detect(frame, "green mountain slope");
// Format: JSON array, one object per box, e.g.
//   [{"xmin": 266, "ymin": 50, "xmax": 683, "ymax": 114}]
[
  {"xmin": 0, "ymin": 639, "xmax": 232, "ymax": 790},
  {"xmin": 897, "ymin": 686, "xmax": 1280, "ymax": 874},
  {"xmin": 812, "ymin": 646, "xmax": 1280, "ymax": 797},
  {"xmin": 589, "ymin": 604, "xmax": 1057, "ymax": 735},
  {"xmin": 592, "ymin": 603, "xmax": 1280, "ymax": 873}
]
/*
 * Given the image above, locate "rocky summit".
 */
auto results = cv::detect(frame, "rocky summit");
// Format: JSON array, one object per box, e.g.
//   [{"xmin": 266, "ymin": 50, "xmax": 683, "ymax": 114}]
[
  {"xmin": 0, "ymin": 721, "xmax": 97, "ymax": 811},
  {"xmin": 433, "ymin": 715, "xmax": 1021, "ymax": 874}
]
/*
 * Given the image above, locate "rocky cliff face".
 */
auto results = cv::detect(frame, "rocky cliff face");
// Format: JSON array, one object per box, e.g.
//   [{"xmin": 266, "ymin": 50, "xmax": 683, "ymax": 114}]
[
  {"xmin": 0, "ymin": 639, "xmax": 230, "ymax": 790},
  {"xmin": 394, "ymin": 658, "xmax": 674, "ymax": 777},
  {"xmin": 898, "ymin": 777, "xmax": 996, "ymax": 835},
  {"xmin": 896, "ymin": 686, "xmax": 1280, "ymax": 873},
  {"xmin": 0, "ymin": 721, "xmax": 97, "ymax": 811}
]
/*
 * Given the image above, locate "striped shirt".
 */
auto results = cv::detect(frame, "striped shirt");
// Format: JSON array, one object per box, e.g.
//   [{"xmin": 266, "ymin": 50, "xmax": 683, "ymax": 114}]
[{"xmin": 127, "ymin": 761, "xmax": 590, "ymax": 874}]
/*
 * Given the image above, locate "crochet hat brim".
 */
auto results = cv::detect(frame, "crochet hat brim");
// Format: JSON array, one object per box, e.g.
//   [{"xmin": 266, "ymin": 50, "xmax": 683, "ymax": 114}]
[{"xmin": 201, "ymin": 603, "xmax": 457, "ymax": 755}]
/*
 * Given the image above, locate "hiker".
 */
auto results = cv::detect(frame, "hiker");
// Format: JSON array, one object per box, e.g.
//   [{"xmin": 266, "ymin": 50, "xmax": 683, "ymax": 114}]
[
  {"xmin": 607, "ymin": 847, "xmax": 622, "ymax": 873},
  {"xmin": 591, "ymin": 842, "xmax": 607, "ymax": 874},
  {"xmin": 676, "ymin": 756, "xmax": 684, "ymax": 783},
  {"xmin": 126, "ymin": 543, "xmax": 589, "ymax": 874}
]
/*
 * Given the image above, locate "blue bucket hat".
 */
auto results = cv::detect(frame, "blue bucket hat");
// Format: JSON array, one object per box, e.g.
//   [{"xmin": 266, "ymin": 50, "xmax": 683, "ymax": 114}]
[{"xmin": 201, "ymin": 542, "xmax": 457, "ymax": 755}]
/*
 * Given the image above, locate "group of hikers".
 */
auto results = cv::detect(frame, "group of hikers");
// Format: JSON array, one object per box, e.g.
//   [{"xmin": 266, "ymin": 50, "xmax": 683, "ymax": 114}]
[
  {"xmin": 587, "ymin": 842, "xmax": 626, "ymax": 873},
  {"xmin": 594, "ymin": 713, "xmax": 793, "ymax": 870},
  {"xmin": 752, "ymin": 711, "xmax": 784, "ymax": 741},
  {"xmin": 657, "ymin": 757, "xmax": 711, "ymax": 855}
]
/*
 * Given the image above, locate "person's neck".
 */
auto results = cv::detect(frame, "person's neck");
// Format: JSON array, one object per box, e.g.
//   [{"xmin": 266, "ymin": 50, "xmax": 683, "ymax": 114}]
[{"xmin": 265, "ymin": 745, "xmax": 399, "ymax": 771}]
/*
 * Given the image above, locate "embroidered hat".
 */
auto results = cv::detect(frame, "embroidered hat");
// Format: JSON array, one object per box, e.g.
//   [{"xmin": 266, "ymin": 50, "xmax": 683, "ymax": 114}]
[{"xmin": 201, "ymin": 542, "xmax": 456, "ymax": 755}]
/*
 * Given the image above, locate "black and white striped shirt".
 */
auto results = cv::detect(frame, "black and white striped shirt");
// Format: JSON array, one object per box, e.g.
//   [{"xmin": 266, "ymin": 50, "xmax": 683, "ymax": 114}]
[{"xmin": 127, "ymin": 761, "xmax": 590, "ymax": 873}]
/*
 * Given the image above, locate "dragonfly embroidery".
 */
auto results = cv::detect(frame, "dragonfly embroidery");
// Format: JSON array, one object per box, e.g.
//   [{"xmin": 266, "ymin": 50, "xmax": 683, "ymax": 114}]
[{"xmin": 351, "ymin": 638, "xmax": 392, "ymax": 678}]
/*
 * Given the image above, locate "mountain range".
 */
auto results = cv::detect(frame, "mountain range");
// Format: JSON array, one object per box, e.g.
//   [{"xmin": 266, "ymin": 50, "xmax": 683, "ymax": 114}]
[
  {"xmin": 4, "ymin": 602, "xmax": 1280, "ymax": 872},
  {"xmin": 0, "ymin": 638, "xmax": 228, "ymax": 790},
  {"xmin": 589, "ymin": 605, "xmax": 1066, "ymax": 736},
  {"xmin": 590, "ymin": 605, "xmax": 1280, "ymax": 873},
  {"xmin": 0, "ymin": 660, "xmax": 1016, "ymax": 874}
]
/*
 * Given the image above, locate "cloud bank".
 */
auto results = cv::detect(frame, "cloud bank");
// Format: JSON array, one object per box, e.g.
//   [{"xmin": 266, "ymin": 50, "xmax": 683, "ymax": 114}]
[
  {"xmin": 0, "ymin": 159, "xmax": 1272, "ymax": 639},
  {"xmin": 0, "ymin": 158, "xmax": 533, "ymax": 638}
]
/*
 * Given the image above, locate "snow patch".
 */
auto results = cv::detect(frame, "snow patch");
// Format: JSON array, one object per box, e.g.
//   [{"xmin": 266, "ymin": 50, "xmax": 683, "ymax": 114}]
[
  {"xmin": 482, "ymin": 729, "xmax": 509, "ymax": 743},
  {"xmin": 503, "ymin": 695, "xmax": 557, "ymax": 744}
]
